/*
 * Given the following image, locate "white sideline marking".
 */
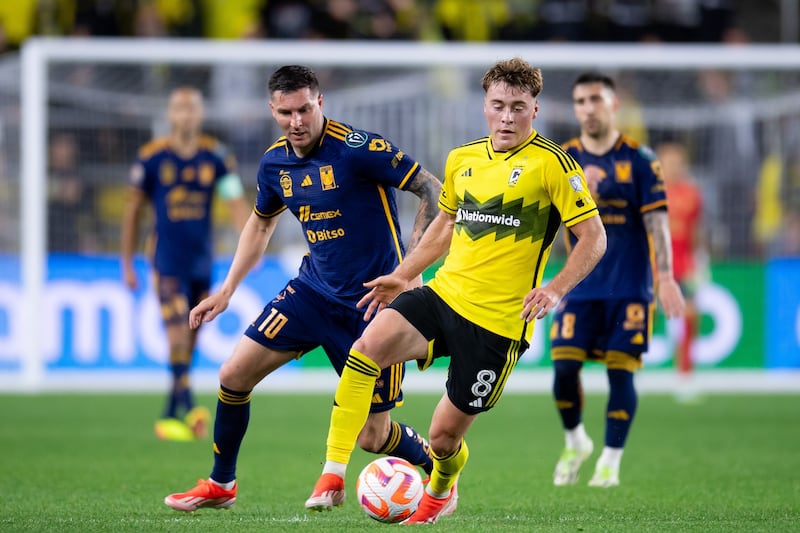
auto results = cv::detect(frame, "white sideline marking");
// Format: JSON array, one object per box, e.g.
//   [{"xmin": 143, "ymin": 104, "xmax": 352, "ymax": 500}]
[{"xmin": 0, "ymin": 368, "xmax": 798, "ymax": 394}]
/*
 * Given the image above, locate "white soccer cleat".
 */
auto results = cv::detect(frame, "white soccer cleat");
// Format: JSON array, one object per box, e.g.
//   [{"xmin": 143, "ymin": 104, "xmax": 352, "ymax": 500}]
[
  {"xmin": 588, "ymin": 464, "xmax": 620, "ymax": 488},
  {"xmin": 553, "ymin": 437, "xmax": 594, "ymax": 486}
]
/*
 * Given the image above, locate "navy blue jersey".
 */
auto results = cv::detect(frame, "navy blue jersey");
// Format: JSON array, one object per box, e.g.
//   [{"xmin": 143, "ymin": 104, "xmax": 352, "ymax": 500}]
[
  {"xmin": 562, "ymin": 135, "xmax": 666, "ymax": 301},
  {"xmin": 255, "ymin": 119, "xmax": 420, "ymax": 307},
  {"xmin": 130, "ymin": 136, "xmax": 236, "ymax": 279}
]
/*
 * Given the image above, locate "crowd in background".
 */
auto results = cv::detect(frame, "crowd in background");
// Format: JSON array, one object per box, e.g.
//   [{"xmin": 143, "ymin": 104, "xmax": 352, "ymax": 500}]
[
  {"xmin": 2, "ymin": 0, "xmax": 800, "ymax": 261},
  {"xmin": 0, "ymin": 0, "xmax": 752, "ymax": 54}
]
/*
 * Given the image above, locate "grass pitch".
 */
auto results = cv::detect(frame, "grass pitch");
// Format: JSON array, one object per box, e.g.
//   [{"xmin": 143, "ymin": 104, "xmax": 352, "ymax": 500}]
[{"xmin": 1, "ymin": 391, "xmax": 798, "ymax": 532}]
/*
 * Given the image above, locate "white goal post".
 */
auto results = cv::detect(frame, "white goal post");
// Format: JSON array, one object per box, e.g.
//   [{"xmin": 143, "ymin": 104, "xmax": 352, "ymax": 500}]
[{"xmin": 15, "ymin": 38, "xmax": 800, "ymax": 390}]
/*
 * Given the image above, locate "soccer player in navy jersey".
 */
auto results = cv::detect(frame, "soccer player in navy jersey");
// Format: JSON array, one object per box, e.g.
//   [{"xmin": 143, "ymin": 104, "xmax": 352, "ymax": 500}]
[
  {"xmin": 164, "ymin": 65, "xmax": 442, "ymax": 512},
  {"xmin": 121, "ymin": 87, "xmax": 250, "ymax": 442},
  {"xmin": 550, "ymin": 72, "xmax": 685, "ymax": 488},
  {"xmin": 306, "ymin": 57, "xmax": 606, "ymax": 523}
]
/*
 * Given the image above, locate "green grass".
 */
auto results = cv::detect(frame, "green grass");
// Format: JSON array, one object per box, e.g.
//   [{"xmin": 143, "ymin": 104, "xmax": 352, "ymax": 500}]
[{"xmin": 1, "ymin": 392, "xmax": 798, "ymax": 532}]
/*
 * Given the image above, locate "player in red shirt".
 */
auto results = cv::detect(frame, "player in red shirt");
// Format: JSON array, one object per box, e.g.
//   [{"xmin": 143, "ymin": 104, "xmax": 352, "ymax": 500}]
[{"xmin": 657, "ymin": 141, "xmax": 706, "ymax": 393}]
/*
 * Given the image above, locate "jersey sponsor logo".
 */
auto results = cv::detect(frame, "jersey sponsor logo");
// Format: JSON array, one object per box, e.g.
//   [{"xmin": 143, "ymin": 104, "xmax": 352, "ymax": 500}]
[
  {"xmin": 160, "ymin": 161, "xmax": 176, "ymax": 185},
  {"xmin": 455, "ymin": 191, "xmax": 549, "ymax": 242},
  {"xmin": 345, "ymin": 130, "xmax": 368, "ymax": 148},
  {"xmin": 199, "ymin": 163, "xmax": 215, "ymax": 186},
  {"xmin": 320, "ymin": 165, "xmax": 337, "ymax": 190},
  {"xmin": 299, "ymin": 205, "xmax": 342, "ymax": 222},
  {"xmin": 306, "ymin": 227, "xmax": 345, "ymax": 243},
  {"xmin": 456, "ymin": 207, "xmax": 521, "ymax": 228},
  {"xmin": 301, "ymin": 175, "xmax": 313, "ymax": 187},
  {"xmin": 508, "ymin": 167, "xmax": 522, "ymax": 187},
  {"xmin": 615, "ymin": 161, "xmax": 632, "ymax": 183},
  {"xmin": 165, "ymin": 186, "xmax": 208, "ymax": 221},
  {"xmin": 568, "ymin": 173, "xmax": 584, "ymax": 192},
  {"xmin": 368, "ymin": 138, "xmax": 392, "ymax": 152},
  {"xmin": 601, "ymin": 213, "xmax": 627, "ymax": 225},
  {"xmin": 279, "ymin": 170, "xmax": 293, "ymax": 197},
  {"xmin": 459, "ymin": 168, "xmax": 472, "ymax": 178},
  {"xmin": 310, "ymin": 209, "xmax": 342, "ymax": 221}
]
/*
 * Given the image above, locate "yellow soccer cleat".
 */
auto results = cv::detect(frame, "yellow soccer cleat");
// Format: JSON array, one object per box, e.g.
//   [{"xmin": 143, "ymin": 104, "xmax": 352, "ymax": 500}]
[{"xmin": 154, "ymin": 418, "xmax": 195, "ymax": 442}]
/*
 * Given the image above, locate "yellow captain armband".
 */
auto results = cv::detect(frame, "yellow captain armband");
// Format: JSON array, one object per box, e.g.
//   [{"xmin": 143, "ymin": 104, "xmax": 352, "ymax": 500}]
[{"xmin": 216, "ymin": 173, "xmax": 245, "ymax": 200}]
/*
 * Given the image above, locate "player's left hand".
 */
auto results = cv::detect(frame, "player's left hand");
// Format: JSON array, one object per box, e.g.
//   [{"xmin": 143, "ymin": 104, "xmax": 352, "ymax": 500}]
[
  {"xmin": 658, "ymin": 277, "xmax": 686, "ymax": 318},
  {"xmin": 520, "ymin": 286, "xmax": 559, "ymax": 322},
  {"xmin": 357, "ymin": 273, "xmax": 413, "ymax": 321}
]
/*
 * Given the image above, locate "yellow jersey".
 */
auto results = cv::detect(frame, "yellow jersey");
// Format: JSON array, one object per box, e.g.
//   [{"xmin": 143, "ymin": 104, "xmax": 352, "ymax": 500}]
[{"xmin": 428, "ymin": 129, "xmax": 598, "ymax": 343}]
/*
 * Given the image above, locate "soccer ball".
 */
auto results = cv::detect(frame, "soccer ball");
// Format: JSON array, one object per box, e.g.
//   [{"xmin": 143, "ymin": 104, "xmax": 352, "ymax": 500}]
[{"xmin": 356, "ymin": 457, "xmax": 424, "ymax": 523}]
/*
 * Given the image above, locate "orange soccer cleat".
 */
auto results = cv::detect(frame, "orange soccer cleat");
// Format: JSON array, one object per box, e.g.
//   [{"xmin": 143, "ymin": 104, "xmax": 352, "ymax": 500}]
[
  {"xmin": 402, "ymin": 484, "xmax": 458, "ymax": 524},
  {"xmin": 304, "ymin": 473, "xmax": 345, "ymax": 511},
  {"xmin": 164, "ymin": 479, "xmax": 237, "ymax": 512}
]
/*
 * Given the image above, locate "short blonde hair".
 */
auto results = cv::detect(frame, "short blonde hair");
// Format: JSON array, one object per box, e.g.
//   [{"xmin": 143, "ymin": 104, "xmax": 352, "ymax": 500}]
[{"xmin": 481, "ymin": 57, "xmax": 543, "ymax": 97}]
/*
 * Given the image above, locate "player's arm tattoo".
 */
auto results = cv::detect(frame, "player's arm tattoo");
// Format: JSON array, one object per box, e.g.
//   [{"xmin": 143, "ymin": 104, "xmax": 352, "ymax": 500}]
[
  {"xmin": 644, "ymin": 209, "xmax": 674, "ymax": 278},
  {"xmin": 404, "ymin": 168, "xmax": 442, "ymax": 253}
]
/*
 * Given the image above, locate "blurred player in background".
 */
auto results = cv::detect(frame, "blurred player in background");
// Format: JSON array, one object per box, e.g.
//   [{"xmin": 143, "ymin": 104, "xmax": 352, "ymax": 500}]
[
  {"xmin": 551, "ymin": 72, "xmax": 685, "ymax": 488},
  {"xmin": 164, "ymin": 65, "xmax": 442, "ymax": 512},
  {"xmin": 121, "ymin": 87, "xmax": 250, "ymax": 442},
  {"xmin": 306, "ymin": 57, "xmax": 606, "ymax": 523},
  {"xmin": 657, "ymin": 140, "xmax": 707, "ymax": 399}
]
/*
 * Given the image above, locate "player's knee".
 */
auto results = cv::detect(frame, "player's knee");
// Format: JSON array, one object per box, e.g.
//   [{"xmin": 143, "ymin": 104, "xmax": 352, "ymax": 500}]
[
  {"xmin": 605, "ymin": 350, "xmax": 641, "ymax": 372},
  {"xmin": 553, "ymin": 358, "xmax": 582, "ymax": 383},
  {"xmin": 351, "ymin": 338, "xmax": 388, "ymax": 369},
  {"xmin": 427, "ymin": 426, "xmax": 461, "ymax": 457},
  {"xmin": 168, "ymin": 345, "xmax": 192, "ymax": 365},
  {"xmin": 218, "ymin": 358, "xmax": 254, "ymax": 391}
]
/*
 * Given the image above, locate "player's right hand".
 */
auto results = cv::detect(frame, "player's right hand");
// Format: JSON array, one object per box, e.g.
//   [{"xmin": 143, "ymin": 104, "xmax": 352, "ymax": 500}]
[
  {"xmin": 123, "ymin": 266, "xmax": 138, "ymax": 291},
  {"xmin": 189, "ymin": 292, "xmax": 230, "ymax": 329}
]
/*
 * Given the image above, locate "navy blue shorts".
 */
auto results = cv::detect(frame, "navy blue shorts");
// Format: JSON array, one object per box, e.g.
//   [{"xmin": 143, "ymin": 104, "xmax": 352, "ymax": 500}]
[
  {"xmin": 550, "ymin": 297, "xmax": 652, "ymax": 361},
  {"xmin": 155, "ymin": 273, "xmax": 210, "ymax": 326},
  {"xmin": 244, "ymin": 279, "xmax": 404, "ymax": 413}
]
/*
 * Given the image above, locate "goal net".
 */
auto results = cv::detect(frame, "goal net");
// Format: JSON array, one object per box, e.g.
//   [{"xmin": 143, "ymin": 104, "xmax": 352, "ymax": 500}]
[{"xmin": 3, "ymin": 39, "xmax": 800, "ymax": 389}]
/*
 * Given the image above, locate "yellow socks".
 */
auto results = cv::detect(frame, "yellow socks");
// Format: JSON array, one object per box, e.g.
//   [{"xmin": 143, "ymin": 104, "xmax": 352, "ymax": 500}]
[
  {"xmin": 428, "ymin": 439, "xmax": 469, "ymax": 497},
  {"xmin": 325, "ymin": 349, "xmax": 381, "ymax": 464}
]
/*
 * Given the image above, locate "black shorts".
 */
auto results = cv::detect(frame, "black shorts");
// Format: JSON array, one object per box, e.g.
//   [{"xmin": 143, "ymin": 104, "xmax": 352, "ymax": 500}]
[{"xmin": 388, "ymin": 286, "xmax": 527, "ymax": 415}]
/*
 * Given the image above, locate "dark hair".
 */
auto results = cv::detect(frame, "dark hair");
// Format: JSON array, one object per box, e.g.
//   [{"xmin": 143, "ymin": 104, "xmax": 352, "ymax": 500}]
[
  {"xmin": 481, "ymin": 57, "xmax": 543, "ymax": 97},
  {"xmin": 573, "ymin": 72, "xmax": 616, "ymax": 91},
  {"xmin": 268, "ymin": 65, "xmax": 320, "ymax": 95}
]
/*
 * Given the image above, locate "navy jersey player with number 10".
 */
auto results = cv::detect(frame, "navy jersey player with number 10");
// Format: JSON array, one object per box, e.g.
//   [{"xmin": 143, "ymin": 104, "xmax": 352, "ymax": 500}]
[{"xmin": 164, "ymin": 65, "xmax": 442, "ymax": 512}]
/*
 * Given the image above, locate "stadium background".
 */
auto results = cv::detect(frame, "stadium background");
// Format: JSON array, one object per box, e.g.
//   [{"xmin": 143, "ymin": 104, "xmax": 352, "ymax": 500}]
[{"xmin": 0, "ymin": 0, "xmax": 799, "ymax": 392}]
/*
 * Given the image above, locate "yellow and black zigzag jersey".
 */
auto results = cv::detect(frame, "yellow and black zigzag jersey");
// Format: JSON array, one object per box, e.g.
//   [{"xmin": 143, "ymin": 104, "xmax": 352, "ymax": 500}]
[{"xmin": 428, "ymin": 129, "xmax": 598, "ymax": 343}]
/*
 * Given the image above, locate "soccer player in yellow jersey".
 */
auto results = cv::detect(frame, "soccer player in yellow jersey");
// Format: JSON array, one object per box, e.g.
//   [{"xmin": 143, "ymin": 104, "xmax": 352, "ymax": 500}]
[{"xmin": 305, "ymin": 57, "xmax": 607, "ymax": 523}]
